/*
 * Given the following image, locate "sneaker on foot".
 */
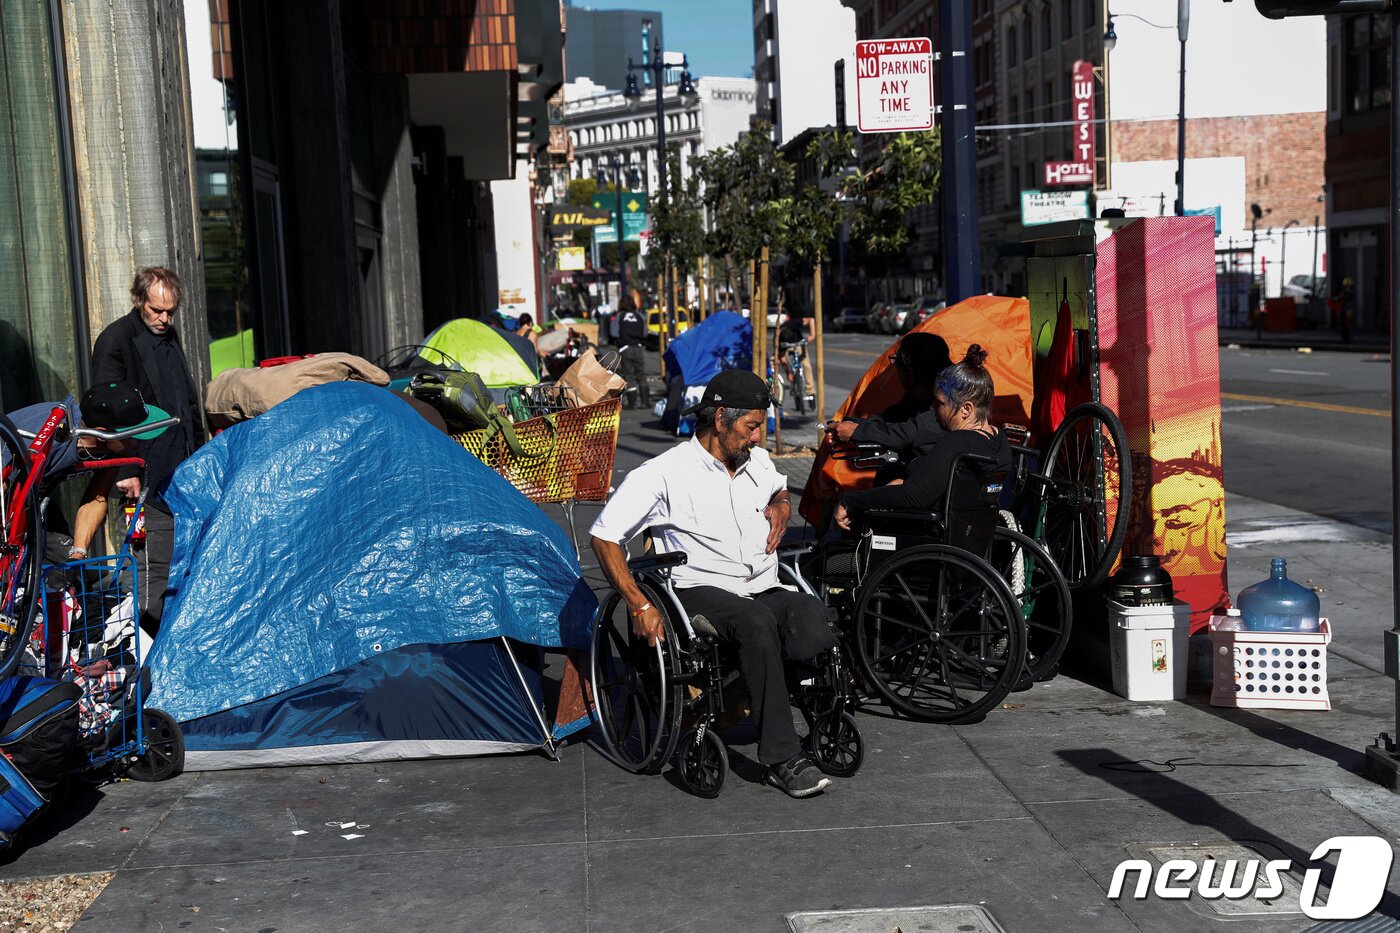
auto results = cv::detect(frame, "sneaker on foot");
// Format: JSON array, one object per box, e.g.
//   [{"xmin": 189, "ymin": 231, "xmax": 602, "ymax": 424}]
[{"xmin": 768, "ymin": 753, "xmax": 831, "ymax": 798}]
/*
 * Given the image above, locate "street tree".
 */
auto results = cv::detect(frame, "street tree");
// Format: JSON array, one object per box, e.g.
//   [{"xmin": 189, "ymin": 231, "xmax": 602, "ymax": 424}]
[
  {"xmin": 648, "ymin": 144, "xmax": 706, "ymax": 313},
  {"xmin": 844, "ymin": 128, "xmax": 942, "ymax": 262}
]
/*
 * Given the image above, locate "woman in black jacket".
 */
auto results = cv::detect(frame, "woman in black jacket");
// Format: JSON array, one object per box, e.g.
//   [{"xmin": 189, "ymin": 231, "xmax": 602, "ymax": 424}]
[{"xmin": 833, "ymin": 344, "xmax": 1010, "ymax": 530}]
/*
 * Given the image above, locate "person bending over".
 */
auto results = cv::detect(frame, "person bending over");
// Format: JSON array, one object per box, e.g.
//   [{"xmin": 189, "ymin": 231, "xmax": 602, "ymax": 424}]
[
  {"xmin": 590, "ymin": 369, "xmax": 839, "ymax": 798},
  {"xmin": 826, "ymin": 332, "xmax": 953, "ymax": 463},
  {"xmin": 5, "ymin": 382, "xmax": 174, "ymax": 565},
  {"xmin": 834, "ymin": 345, "xmax": 1011, "ymax": 531}
]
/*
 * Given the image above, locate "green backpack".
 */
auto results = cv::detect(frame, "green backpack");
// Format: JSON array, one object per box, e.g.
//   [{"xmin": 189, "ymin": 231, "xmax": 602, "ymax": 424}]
[{"xmin": 406, "ymin": 370, "xmax": 550, "ymax": 460}]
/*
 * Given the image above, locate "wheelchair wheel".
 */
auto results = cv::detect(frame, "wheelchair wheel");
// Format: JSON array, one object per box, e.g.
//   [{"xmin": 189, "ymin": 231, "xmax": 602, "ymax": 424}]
[
  {"xmin": 989, "ymin": 527, "xmax": 1072, "ymax": 684},
  {"xmin": 589, "ymin": 587, "xmax": 683, "ymax": 775},
  {"xmin": 1041, "ymin": 402, "xmax": 1132, "ymax": 592},
  {"xmin": 808, "ymin": 710, "xmax": 863, "ymax": 778},
  {"xmin": 853, "ymin": 544, "xmax": 1025, "ymax": 724},
  {"xmin": 676, "ymin": 727, "xmax": 728, "ymax": 798}
]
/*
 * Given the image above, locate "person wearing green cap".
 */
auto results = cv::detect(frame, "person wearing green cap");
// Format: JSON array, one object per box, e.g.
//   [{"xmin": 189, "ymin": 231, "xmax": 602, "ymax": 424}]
[{"xmin": 3, "ymin": 381, "xmax": 175, "ymax": 566}]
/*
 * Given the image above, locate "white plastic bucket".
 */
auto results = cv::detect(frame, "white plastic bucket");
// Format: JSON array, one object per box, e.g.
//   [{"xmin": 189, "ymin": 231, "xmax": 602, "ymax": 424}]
[{"xmin": 1108, "ymin": 599, "xmax": 1192, "ymax": 701}]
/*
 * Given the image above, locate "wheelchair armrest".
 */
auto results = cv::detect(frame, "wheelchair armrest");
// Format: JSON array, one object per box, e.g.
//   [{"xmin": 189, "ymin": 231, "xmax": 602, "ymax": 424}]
[
  {"xmin": 627, "ymin": 551, "xmax": 688, "ymax": 573},
  {"xmin": 776, "ymin": 540, "xmax": 817, "ymax": 558}
]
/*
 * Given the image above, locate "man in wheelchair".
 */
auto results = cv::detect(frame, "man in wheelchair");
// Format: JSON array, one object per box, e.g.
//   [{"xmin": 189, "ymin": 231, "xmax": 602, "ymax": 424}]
[{"xmin": 590, "ymin": 369, "xmax": 840, "ymax": 798}]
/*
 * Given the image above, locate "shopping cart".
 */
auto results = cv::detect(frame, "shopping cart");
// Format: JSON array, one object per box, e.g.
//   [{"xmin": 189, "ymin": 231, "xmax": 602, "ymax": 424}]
[{"xmin": 35, "ymin": 482, "xmax": 183, "ymax": 782}]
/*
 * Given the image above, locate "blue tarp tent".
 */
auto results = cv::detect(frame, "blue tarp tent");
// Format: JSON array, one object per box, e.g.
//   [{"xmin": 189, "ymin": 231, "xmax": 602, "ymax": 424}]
[
  {"xmin": 661, "ymin": 311, "xmax": 752, "ymax": 387},
  {"xmin": 147, "ymin": 382, "xmax": 596, "ymax": 769}
]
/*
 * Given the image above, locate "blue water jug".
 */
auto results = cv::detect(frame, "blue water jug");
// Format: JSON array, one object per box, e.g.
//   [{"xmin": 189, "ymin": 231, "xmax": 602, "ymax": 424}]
[{"xmin": 1237, "ymin": 558, "xmax": 1320, "ymax": 633}]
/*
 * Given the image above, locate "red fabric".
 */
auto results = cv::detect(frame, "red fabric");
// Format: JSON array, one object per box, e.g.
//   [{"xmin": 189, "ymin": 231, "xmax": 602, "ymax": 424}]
[
  {"xmin": 258, "ymin": 354, "xmax": 316, "ymax": 368},
  {"xmin": 1030, "ymin": 298, "xmax": 1089, "ymax": 440}
]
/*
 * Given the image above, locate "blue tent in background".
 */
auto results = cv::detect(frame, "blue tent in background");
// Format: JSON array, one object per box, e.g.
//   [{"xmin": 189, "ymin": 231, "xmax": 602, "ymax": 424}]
[
  {"xmin": 147, "ymin": 382, "xmax": 596, "ymax": 769},
  {"xmin": 661, "ymin": 310, "xmax": 752, "ymax": 388}
]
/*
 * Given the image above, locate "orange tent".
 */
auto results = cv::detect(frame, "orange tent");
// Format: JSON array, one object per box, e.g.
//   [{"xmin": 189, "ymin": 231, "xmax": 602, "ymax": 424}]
[{"xmin": 799, "ymin": 295, "xmax": 1034, "ymax": 526}]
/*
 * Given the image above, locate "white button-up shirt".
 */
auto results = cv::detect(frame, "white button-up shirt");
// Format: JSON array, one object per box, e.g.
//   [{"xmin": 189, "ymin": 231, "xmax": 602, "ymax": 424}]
[{"xmin": 591, "ymin": 437, "xmax": 789, "ymax": 596}]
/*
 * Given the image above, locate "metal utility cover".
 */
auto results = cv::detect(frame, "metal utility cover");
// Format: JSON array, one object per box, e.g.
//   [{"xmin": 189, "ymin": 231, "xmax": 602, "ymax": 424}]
[
  {"xmin": 787, "ymin": 904, "xmax": 1005, "ymax": 933},
  {"xmin": 1131, "ymin": 842, "xmax": 1309, "ymax": 919}
]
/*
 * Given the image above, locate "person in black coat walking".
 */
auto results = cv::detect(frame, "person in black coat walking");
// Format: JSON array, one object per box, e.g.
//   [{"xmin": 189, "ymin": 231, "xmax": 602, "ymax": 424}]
[
  {"xmin": 616, "ymin": 294, "xmax": 649, "ymax": 410},
  {"xmin": 90, "ymin": 267, "xmax": 205, "ymax": 636}
]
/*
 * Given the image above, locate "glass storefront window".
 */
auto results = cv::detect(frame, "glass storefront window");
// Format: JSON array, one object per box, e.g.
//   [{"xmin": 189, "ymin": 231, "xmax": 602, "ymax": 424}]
[
  {"xmin": 0, "ymin": 1, "xmax": 82, "ymax": 410},
  {"xmin": 185, "ymin": 0, "xmax": 254, "ymax": 376}
]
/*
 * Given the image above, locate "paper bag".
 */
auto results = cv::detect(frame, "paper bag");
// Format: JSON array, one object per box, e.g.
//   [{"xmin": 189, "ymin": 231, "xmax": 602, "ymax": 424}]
[{"xmin": 556, "ymin": 348, "xmax": 626, "ymax": 407}]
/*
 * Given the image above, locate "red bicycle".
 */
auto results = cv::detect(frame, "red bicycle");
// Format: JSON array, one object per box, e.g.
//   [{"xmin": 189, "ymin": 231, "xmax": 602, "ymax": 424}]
[{"xmin": 0, "ymin": 403, "xmax": 177, "ymax": 680}]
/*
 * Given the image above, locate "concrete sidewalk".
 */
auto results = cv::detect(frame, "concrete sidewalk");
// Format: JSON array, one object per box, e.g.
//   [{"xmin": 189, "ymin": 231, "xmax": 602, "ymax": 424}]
[{"xmin": 3, "ymin": 405, "xmax": 1398, "ymax": 932}]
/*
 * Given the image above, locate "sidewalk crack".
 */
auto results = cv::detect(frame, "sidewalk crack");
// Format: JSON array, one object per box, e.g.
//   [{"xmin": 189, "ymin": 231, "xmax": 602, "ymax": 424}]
[{"xmin": 116, "ymin": 771, "xmax": 204, "ymax": 873}]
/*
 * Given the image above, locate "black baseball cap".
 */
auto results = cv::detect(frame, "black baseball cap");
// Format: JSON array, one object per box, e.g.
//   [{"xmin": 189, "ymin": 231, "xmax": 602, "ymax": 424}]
[
  {"xmin": 79, "ymin": 382, "xmax": 172, "ymax": 440},
  {"xmin": 682, "ymin": 369, "xmax": 773, "ymax": 416}
]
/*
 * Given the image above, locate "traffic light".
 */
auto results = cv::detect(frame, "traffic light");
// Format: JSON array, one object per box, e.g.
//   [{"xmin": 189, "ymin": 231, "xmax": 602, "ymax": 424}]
[{"xmin": 1253, "ymin": 0, "xmax": 1390, "ymax": 18}]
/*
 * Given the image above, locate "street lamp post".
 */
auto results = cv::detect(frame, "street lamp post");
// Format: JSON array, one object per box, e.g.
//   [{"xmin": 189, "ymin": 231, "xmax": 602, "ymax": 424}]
[
  {"xmin": 1104, "ymin": 4, "xmax": 1188, "ymax": 215},
  {"xmin": 597, "ymin": 156, "xmax": 637, "ymax": 305},
  {"xmin": 625, "ymin": 47, "xmax": 697, "ymax": 339}
]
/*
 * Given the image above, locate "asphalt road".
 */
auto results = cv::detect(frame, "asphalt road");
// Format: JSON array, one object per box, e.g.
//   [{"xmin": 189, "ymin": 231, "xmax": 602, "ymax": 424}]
[{"xmin": 801, "ymin": 333, "xmax": 1394, "ymax": 534}]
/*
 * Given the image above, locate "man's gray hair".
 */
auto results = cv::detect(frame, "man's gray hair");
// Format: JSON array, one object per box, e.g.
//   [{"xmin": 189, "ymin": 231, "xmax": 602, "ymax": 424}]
[{"xmin": 695, "ymin": 405, "xmax": 756, "ymax": 436}]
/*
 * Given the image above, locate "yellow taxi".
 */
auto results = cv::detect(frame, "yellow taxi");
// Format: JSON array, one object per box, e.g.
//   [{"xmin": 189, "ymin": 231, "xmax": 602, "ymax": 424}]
[{"xmin": 645, "ymin": 308, "xmax": 691, "ymax": 348}]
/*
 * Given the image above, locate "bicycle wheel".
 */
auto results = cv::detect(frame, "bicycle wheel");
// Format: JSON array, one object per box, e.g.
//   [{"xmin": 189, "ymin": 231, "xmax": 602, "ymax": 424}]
[
  {"xmin": 0, "ymin": 414, "xmax": 40, "ymax": 681},
  {"xmin": 853, "ymin": 544, "xmax": 1025, "ymax": 724},
  {"xmin": 988, "ymin": 526, "xmax": 1072, "ymax": 683},
  {"xmin": 791, "ymin": 360, "xmax": 807, "ymax": 414},
  {"xmin": 1040, "ymin": 402, "xmax": 1132, "ymax": 592}
]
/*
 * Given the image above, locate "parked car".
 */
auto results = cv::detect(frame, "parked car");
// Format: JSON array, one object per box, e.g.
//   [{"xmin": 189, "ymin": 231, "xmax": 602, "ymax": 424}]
[
  {"xmin": 885, "ymin": 303, "xmax": 913, "ymax": 335},
  {"xmin": 832, "ymin": 307, "xmax": 866, "ymax": 332},
  {"xmin": 645, "ymin": 308, "xmax": 691, "ymax": 348},
  {"xmin": 866, "ymin": 302, "xmax": 889, "ymax": 334},
  {"xmin": 902, "ymin": 296, "xmax": 947, "ymax": 333},
  {"xmin": 1282, "ymin": 274, "xmax": 1326, "ymax": 301}
]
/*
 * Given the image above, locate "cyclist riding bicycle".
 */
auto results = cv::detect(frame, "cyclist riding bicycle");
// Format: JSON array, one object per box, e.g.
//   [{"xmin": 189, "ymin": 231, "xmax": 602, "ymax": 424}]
[
  {"xmin": 776, "ymin": 310, "xmax": 815, "ymax": 410},
  {"xmin": 4, "ymin": 381, "xmax": 174, "ymax": 562}
]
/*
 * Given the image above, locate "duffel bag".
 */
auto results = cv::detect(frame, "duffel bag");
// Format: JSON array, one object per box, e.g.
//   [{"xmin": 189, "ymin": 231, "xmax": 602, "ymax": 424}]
[
  {"xmin": 0, "ymin": 677, "xmax": 83, "ymax": 796},
  {"xmin": 0, "ymin": 755, "xmax": 44, "ymax": 843}
]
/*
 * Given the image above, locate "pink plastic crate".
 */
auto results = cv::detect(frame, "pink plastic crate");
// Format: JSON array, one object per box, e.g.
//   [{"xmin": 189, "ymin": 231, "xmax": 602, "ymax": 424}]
[{"xmin": 1209, "ymin": 617, "xmax": 1331, "ymax": 710}]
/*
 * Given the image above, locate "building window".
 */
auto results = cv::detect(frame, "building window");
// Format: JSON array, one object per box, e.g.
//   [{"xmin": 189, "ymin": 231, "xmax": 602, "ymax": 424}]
[
  {"xmin": 1345, "ymin": 13, "xmax": 1392, "ymax": 114},
  {"xmin": 1041, "ymin": 7, "xmax": 1053, "ymax": 50},
  {"xmin": 1086, "ymin": 0, "xmax": 1097, "ymax": 26},
  {"xmin": 1063, "ymin": 3, "xmax": 1074, "ymax": 39},
  {"xmin": 1011, "ymin": 163, "xmax": 1021, "ymax": 198},
  {"xmin": 207, "ymin": 171, "xmax": 229, "ymax": 197},
  {"xmin": 1010, "ymin": 93, "xmax": 1019, "ymax": 122},
  {"xmin": 1006, "ymin": 26, "xmax": 1018, "ymax": 68},
  {"xmin": 1045, "ymin": 80, "xmax": 1054, "ymax": 118},
  {"xmin": 1026, "ymin": 87, "xmax": 1035, "ymax": 121},
  {"xmin": 1023, "ymin": 21, "xmax": 1033, "ymax": 58}
]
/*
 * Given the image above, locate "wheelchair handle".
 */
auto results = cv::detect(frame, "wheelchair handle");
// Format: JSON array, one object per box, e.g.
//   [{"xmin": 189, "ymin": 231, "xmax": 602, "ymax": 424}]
[{"xmin": 627, "ymin": 551, "xmax": 688, "ymax": 573}]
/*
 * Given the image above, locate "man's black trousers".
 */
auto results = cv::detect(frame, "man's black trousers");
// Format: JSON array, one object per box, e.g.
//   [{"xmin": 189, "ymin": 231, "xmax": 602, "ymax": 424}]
[
  {"xmin": 673, "ymin": 586, "xmax": 837, "ymax": 766},
  {"xmin": 619, "ymin": 345, "xmax": 649, "ymax": 409}
]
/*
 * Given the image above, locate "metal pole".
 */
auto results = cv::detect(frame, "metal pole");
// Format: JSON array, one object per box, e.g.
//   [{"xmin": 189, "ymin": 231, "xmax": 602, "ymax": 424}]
[
  {"xmin": 1362, "ymin": 4, "xmax": 1400, "ymax": 791},
  {"xmin": 1311, "ymin": 214, "xmax": 1321, "ymax": 307},
  {"xmin": 814, "ymin": 260, "xmax": 826, "ymax": 423},
  {"xmin": 938, "ymin": 0, "xmax": 980, "ymax": 300},
  {"xmin": 1175, "ymin": 0, "xmax": 1189, "ymax": 217},
  {"xmin": 656, "ymin": 53, "xmax": 675, "ymax": 340},
  {"xmin": 616, "ymin": 162, "xmax": 627, "ymax": 302}
]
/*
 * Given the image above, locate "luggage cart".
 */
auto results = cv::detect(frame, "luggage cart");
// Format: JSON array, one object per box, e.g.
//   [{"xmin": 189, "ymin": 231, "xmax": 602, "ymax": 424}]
[{"xmin": 37, "ymin": 484, "xmax": 184, "ymax": 782}]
